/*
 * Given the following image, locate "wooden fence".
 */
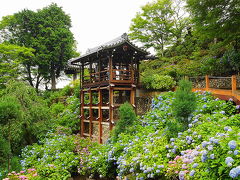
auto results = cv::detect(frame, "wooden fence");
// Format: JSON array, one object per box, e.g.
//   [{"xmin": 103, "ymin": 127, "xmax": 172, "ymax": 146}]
[{"xmin": 190, "ymin": 75, "xmax": 240, "ymax": 104}]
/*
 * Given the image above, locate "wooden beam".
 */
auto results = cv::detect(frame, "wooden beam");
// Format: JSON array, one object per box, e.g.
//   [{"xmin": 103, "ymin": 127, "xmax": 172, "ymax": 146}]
[
  {"xmin": 232, "ymin": 75, "xmax": 237, "ymax": 92},
  {"xmin": 89, "ymin": 89, "xmax": 93, "ymax": 138},
  {"xmin": 109, "ymin": 86, "xmax": 113, "ymax": 130},
  {"xmin": 205, "ymin": 75, "xmax": 210, "ymax": 90},
  {"xmin": 98, "ymin": 89, "xmax": 103, "ymax": 143},
  {"xmin": 109, "ymin": 56, "xmax": 113, "ymax": 82},
  {"xmin": 112, "ymin": 87, "xmax": 132, "ymax": 91},
  {"xmin": 131, "ymin": 87, "xmax": 136, "ymax": 107}
]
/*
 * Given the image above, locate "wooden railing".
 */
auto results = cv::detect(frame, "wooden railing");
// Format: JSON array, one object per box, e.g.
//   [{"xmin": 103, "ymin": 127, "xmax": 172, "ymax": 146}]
[
  {"xmin": 83, "ymin": 69, "xmax": 136, "ymax": 86},
  {"xmin": 111, "ymin": 69, "xmax": 133, "ymax": 83},
  {"xmin": 190, "ymin": 75, "xmax": 240, "ymax": 103}
]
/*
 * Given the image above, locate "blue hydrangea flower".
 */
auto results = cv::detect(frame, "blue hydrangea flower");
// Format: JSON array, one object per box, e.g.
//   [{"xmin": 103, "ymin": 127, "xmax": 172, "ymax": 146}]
[
  {"xmin": 228, "ymin": 140, "xmax": 237, "ymax": 150},
  {"xmin": 229, "ymin": 166, "xmax": 240, "ymax": 178},
  {"xmin": 201, "ymin": 155, "xmax": 207, "ymax": 162},
  {"xmin": 225, "ymin": 157, "xmax": 234, "ymax": 165},
  {"xmin": 202, "ymin": 141, "xmax": 208, "ymax": 148},
  {"xmin": 190, "ymin": 170, "xmax": 196, "ymax": 177},
  {"xmin": 229, "ymin": 168, "xmax": 238, "ymax": 178},
  {"xmin": 192, "ymin": 163, "xmax": 198, "ymax": 168},
  {"xmin": 234, "ymin": 150, "xmax": 239, "ymax": 155},
  {"xmin": 210, "ymin": 154, "xmax": 215, "ymax": 159},
  {"xmin": 208, "ymin": 145, "xmax": 214, "ymax": 151}
]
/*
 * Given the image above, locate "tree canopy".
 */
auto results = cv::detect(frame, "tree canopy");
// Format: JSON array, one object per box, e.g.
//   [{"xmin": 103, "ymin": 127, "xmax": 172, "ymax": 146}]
[
  {"xmin": 0, "ymin": 3, "xmax": 76, "ymax": 90},
  {"xmin": 129, "ymin": 0, "xmax": 189, "ymax": 56},
  {"xmin": 186, "ymin": 0, "xmax": 240, "ymax": 46}
]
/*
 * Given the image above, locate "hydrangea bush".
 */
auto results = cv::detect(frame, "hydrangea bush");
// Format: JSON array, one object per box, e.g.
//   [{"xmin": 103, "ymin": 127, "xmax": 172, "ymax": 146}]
[
  {"xmin": 4, "ymin": 91, "xmax": 239, "ymax": 180},
  {"xmin": 78, "ymin": 91, "xmax": 240, "ymax": 179},
  {"xmin": 20, "ymin": 134, "xmax": 79, "ymax": 179}
]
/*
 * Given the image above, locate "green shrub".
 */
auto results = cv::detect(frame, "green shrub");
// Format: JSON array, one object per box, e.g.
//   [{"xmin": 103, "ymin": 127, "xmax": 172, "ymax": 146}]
[
  {"xmin": 111, "ymin": 102, "xmax": 137, "ymax": 142},
  {"xmin": 172, "ymin": 79, "xmax": 196, "ymax": 128},
  {"xmin": 142, "ymin": 73, "xmax": 176, "ymax": 91},
  {"xmin": 0, "ymin": 80, "xmax": 50, "ymax": 152},
  {"xmin": 50, "ymin": 102, "xmax": 65, "ymax": 117}
]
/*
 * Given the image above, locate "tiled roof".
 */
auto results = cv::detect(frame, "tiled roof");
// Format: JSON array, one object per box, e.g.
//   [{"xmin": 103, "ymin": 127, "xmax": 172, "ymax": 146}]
[{"xmin": 69, "ymin": 33, "xmax": 149, "ymax": 64}]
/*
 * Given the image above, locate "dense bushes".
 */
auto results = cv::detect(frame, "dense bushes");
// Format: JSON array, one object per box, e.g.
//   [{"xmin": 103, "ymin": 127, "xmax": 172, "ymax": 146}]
[
  {"xmin": 142, "ymin": 73, "xmax": 176, "ymax": 91},
  {"xmin": 111, "ymin": 102, "xmax": 137, "ymax": 142},
  {"xmin": 0, "ymin": 81, "xmax": 51, "ymax": 176},
  {"xmin": 0, "ymin": 80, "xmax": 81, "ymax": 179}
]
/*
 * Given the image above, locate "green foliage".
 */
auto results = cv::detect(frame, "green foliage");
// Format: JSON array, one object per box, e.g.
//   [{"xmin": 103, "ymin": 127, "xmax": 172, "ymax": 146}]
[
  {"xmin": 142, "ymin": 73, "xmax": 176, "ymax": 91},
  {"xmin": 0, "ymin": 43, "xmax": 34, "ymax": 88},
  {"xmin": 50, "ymin": 102, "xmax": 65, "ymax": 117},
  {"xmin": 0, "ymin": 80, "xmax": 50, "ymax": 176},
  {"xmin": 0, "ymin": 3, "xmax": 76, "ymax": 90},
  {"xmin": 172, "ymin": 79, "xmax": 196, "ymax": 127},
  {"xmin": 111, "ymin": 102, "xmax": 137, "ymax": 142},
  {"xmin": 186, "ymin": 0, "xmax": 240, "ymax": 44},
  {"xmin": 129, "ymin": 0, "xmax": 189, "ymax": 56}
]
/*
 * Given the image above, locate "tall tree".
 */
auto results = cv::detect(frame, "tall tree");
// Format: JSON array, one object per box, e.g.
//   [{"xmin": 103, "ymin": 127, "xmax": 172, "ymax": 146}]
[
  {"xmin": 186, "ymin": 0, "xmax": 240, "ymax": 49},
  {"xmin": 129, "ymin": 0, "xmax": 189, "ymax": 56},
  {"xmin": 0, "ymin": 3, "xmax": 76, "ymax": 90}
]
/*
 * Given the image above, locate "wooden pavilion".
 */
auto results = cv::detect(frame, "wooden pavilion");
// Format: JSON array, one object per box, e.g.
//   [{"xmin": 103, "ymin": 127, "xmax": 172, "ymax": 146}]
[{"xmin": 66, "ymin": 33, "xmax": 151, "ymax": 143}]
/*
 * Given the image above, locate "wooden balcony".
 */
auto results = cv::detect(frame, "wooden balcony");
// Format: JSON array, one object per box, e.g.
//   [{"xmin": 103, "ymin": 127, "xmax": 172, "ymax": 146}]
[{"xmin": 82, "ymin": 69, "xmax": 138, "ymax": 88}]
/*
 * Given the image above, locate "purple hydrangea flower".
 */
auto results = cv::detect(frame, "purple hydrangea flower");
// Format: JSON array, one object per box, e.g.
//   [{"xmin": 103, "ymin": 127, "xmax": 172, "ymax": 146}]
[{"xmin": 179, "ymin": 171, "xmax": 185, "ymax": 180}]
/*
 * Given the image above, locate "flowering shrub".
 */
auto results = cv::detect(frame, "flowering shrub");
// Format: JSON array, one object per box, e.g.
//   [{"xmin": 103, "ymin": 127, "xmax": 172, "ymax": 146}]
[
  {"xmin": 4, "ymin": 169, "xmax": 39, "ymax": 180},
  {"xmin": 50, "ymin": 95, "xmax": 80, "ymax": 133},
  {"xmin": 20, "ymin": 134, "xmax": 79, "ymax": 179},
  {"xmin": 77, "ymin": 91, "xmax": 240, "ymax": 179},
  {"xmin": 4, "ymin": 90, "xmax": 238, "ymax": 180}
]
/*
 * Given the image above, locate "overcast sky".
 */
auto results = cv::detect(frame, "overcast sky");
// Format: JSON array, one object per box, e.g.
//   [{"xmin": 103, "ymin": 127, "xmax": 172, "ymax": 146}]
[{"xmin": 0, "ymin": 0, "xmax": 151, "ymax": 54}]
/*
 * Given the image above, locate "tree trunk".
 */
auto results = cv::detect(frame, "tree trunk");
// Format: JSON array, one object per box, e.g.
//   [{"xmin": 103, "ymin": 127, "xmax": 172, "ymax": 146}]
[
  {"xmin": 51, "ymin": 69, "xmax": 57, "ymax": 90},
  {"xmin": 26, "ymin": 64, "xmax": 34, "ymax": 87}
]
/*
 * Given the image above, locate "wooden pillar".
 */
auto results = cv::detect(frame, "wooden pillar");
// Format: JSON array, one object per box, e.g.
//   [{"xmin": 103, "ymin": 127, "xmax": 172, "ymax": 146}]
[
  {"xmin": 90, "ymin": 60, "xmax": 92, "ymax": 83},
  {"xmin": 137, "ymin": 59, "xmax": 140, "ymax": 84},
  {"xmin": 232, "ymin": 75, "xmax": 237, "ymax": 92},
  {"xmin": 89, "ymin": 89, "xmax": 93, "ymax": 138},
  {"xmin": 109, "ymin": 86, "xmax": 113, "ymax": 130},
  {"xmin": 205, "ymin": 75, "xmax": 210, "ymax": 90},
  {"xmin": 81, "ymin": 63, "xmax": 84, "ymax": 88},
  {"xmin": 98, "ymin": 88, "xmax": 103, "ymax": 143},
  {"xmin": 130, "ymin": 57, "xmax": 134, "ymax": 83},
  {"xmin": 109, "ymin": 56, "xmax": 113, "ymax": 82},
  {"xmin": 131, "ymin": 87, "xmax": 136, "ymax": 107},
  {"xmin": 80, "ymin": 90, "xmax": 84, "ymax": 137}
]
